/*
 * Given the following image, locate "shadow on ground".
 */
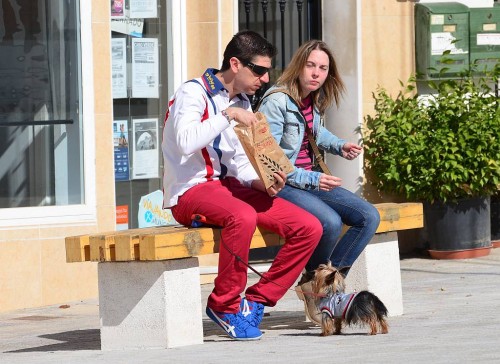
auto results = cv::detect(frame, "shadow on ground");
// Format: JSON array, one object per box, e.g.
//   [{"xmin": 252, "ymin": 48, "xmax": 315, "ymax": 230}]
[
  {"xmin": 6, "ymin": 309, "xmax": 386, "ymax": 352},
  {"xmin": 203, "ymin": 310, "xmax": 324, "ymax": 339},
  {"xmin": 5, "ymin": 329, "xmax": 100, "ymax": 353}
]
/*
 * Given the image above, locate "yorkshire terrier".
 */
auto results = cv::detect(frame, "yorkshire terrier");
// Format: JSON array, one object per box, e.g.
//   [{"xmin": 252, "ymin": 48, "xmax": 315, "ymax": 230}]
[{"xmin": 312, "ymin": 262, "xmax": 389, "ymax": 336}]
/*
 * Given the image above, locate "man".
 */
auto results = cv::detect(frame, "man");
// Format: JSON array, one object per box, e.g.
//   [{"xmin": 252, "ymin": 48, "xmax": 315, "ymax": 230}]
[{"xmin": 162, "ymin": 30, "xmax": 321, "ymax": 340}]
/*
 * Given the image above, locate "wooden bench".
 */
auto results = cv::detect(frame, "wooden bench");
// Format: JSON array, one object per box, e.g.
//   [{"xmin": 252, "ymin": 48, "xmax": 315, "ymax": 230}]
[{"xmin": 65, "ymin": 202, "xmax": 423, "ymax": 350}]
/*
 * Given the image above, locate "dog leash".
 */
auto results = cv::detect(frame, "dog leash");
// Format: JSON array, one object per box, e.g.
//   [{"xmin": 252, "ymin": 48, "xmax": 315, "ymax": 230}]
[{"xmin": 191, "ymin": 214, "xmax": 325, "ymax": 298}]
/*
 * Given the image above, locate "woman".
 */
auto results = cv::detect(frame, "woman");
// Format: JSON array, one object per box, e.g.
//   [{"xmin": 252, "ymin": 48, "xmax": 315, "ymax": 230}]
[{"xmin": 258, "ymin": 40, "xmax": 380, "ymax": 324}]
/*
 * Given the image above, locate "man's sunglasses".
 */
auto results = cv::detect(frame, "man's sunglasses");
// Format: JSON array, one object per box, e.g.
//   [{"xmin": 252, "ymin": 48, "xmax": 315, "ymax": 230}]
[{"xmin": 239, "ymin": 59, "xmax": 270, "ymax": 76}]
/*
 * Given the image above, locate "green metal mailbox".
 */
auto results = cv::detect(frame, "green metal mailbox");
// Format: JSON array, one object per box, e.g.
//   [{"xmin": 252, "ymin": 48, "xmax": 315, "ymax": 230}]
[
  {"xmin": 415, "ymin": 2, "xmax": 470, "ymax": 79},
  {"xmin": 469, "ymin": 4, "xmax": 500, "ymax": 73}
]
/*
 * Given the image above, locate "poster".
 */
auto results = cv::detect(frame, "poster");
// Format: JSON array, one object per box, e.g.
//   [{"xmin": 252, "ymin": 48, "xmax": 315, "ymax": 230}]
[
  {"xmin": 129, "ymin": 0, "xmax": 158, "ymax": 19},
  {"xmin": 111, "ymin": 38, "xmax": 127, "ymax": 99},
  {"xmin": 113, "ymin": 119, "xmax": 130, "ymax": 181},
  {"xmin": 111, "ymin": 17, "xmax": 144, "ymax": 37},
  {"xmin": 131, "ymin": 38, "xmax": 159, "ymax": 98},
  {"xmin": 138, "ymin": 190, "xmax": 178, "ymax": 228},
  {"xmin": 116, "ymin": 205, "xmax": 129, "ymax": 230},
  {"xmin": 111, "ymin": 0, "xmax": 125, "ymax": 18},
  {"xmin": 132, "ymin": 118, "xmax": 159, "ymax": 179}
]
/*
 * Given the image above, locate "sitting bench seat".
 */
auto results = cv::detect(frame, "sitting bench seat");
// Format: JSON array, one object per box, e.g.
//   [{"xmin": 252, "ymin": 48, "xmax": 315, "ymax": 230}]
[{"xmin": 65, "ymin": 202, "xmax": 423, "ymax": 350}]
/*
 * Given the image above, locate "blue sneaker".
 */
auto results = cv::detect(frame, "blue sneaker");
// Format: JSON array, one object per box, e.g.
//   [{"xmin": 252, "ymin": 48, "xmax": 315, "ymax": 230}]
[
  {"xmin": 206, "ymin": 306, "xmax": 262, "ymax": 340},
  {"xmin": 239, "ymin": 297, "xmax": 265, "ymax": 327}
]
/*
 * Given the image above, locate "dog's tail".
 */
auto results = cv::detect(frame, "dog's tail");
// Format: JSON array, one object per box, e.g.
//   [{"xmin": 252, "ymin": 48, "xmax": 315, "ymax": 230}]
[{"xmin": 344, "ymin": 291, "xmax": 388, "ymax": 325}]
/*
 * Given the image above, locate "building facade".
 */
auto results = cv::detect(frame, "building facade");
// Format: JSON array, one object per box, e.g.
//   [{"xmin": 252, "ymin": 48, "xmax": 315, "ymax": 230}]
[{"xmin": 0, "ymin": 0, "xmax": 493, "ymax": 312}]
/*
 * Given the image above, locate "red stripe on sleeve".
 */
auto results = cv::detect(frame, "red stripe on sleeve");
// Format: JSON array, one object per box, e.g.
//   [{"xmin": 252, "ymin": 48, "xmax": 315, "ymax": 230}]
[{"xmin": 200, "ymin": 99, "xmax": 214, "ymax": 180}]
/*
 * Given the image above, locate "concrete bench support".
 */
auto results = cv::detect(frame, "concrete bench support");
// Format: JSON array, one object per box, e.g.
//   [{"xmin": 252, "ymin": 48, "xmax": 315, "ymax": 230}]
[
  {"xmin": 345, "ymin": 232, "xmax": 403, "ymax": 316},
  {"xmin": 98, "ymin": 257, "xmax": 203, "ymax": 350}
]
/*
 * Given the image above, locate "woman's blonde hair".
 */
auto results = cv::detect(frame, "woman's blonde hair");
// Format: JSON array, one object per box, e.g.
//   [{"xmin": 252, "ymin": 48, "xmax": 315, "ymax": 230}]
[{"xmin": 275, "ymin": 40, "xmax": 345, "ymax": 114}]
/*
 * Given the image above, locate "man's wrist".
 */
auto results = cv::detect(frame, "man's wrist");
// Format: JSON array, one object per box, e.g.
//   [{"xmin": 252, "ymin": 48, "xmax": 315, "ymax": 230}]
[{"xmin": 221, "ymin": 109, "xmax": 232, "ymax": 124}]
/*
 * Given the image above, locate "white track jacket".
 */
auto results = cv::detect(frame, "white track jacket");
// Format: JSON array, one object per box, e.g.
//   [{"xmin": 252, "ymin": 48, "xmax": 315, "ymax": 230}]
[{"xmin": 162, "ymin": 68, "xmax": 259, "ymax": 207}]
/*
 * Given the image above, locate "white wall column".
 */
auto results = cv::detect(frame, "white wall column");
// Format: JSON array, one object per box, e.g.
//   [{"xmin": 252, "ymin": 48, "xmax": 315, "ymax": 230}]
[{"xmin": 322, "ymin": 0, "xmax": 363, "ymax": 195}]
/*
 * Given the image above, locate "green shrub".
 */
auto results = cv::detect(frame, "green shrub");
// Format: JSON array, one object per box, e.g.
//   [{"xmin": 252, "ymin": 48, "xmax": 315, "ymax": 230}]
[{"xmin": 364, "ymin": 62, "xmax": 500, "ymax": 203}]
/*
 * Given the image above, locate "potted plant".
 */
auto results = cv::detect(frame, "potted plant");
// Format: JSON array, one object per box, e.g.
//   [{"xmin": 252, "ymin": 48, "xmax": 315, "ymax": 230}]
[{"xmin": 363, "ymin": 61, "xmax": 500, "ymax": 259}]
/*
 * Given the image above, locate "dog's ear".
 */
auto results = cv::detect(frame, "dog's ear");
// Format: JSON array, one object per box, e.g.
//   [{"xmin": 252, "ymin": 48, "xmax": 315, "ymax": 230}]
[
  {"xmin": 338, "ymin": 266, "xmax": 350, "ymax": 278},
  {"xmin": 325, "ymin": 271, "xmax": 338, "ymax": 286}
]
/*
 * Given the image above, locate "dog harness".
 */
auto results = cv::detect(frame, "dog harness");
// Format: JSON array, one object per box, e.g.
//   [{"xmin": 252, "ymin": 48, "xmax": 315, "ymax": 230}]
[{"xmin": 318, "ymin": 292, "xmax": 358, "ymax": 319}]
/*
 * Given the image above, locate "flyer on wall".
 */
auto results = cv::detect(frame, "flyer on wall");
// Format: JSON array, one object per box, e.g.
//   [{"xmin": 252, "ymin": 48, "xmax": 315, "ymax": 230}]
[
  {"xmin": 131, "ymin": 38, "xmax": 159, "ymax": 98},
  {"xmin": 132, "ymin": 118, "xmax": 159, "ymax": 179},
  {"xmin": 111, "ymin": 0, "xmax": 125, "ymax": 18},
  {"xmin": 129, "ymin": 0, "xmax": 158, "ymax": 18},
  {"xmin": 116, "ymin": 205, "xmax": 129, "ymax": 231},
  {"xmin": 111, "ymin": 17, "xmax": 144, "ymax": 37},
  {"xmin": 111, "ymin": 38, "xmax": 127, "ymax": 99},
  {"xmin": 113, "ymin": 119, "xmax": 130, "ymax": 181}
]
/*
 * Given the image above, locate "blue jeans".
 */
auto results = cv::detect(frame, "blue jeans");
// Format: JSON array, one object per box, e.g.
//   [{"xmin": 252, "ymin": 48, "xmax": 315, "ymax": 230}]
[{"xmin": 277, "ymin": 185, "xmax": 380, "ymax": 274}]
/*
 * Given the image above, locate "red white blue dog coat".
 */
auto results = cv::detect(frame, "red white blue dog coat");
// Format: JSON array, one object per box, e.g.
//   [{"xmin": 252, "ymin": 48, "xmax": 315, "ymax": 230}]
[{"xmin": 318, "ymin": 292, "xmax": 358, "ymax": 319}]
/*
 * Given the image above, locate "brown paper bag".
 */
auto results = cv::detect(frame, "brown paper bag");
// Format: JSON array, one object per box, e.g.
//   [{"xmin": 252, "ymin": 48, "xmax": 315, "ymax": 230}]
[{"xmin": 234, "ymin": 112, "xmax": 294, "ymax": 189}]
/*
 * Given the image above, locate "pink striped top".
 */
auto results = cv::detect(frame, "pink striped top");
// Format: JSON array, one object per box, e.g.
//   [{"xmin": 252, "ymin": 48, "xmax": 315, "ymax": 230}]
[{"xmin": 295, "ymin": 96, "xmax": 314, "ymax": 170}]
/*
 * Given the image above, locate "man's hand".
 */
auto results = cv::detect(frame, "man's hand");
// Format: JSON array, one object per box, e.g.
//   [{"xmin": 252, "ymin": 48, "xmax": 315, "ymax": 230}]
[
  {"xmin": 266, "ymin": 171, "xmax": 286, "ymax": 197},
  {"xmin": 251, "ymin": 171, "xmax": 287, "ymax": 197},
  {"xmin": 341, "ymin": 142, "xmax": 362, "ymax": 160},
  {"xmin": 225, "ymin": 107, "xmax": 258, "ymax": 127},
  {"xmin": 318, "ymin": 173, "xmax": 342, "ymax": 191}
]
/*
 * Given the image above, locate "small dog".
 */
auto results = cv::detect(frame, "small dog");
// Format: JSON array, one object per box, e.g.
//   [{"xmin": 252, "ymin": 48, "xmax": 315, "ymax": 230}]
[{"xmin": 312, "ymin": 262, "xmax": 389, "ymax": 336}]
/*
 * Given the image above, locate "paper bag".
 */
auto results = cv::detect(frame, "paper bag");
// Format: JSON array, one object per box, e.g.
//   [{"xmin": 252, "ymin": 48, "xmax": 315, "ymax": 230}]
[{"xmin": 234, "ymin": 112, "xmax": 294, "ymax": 189}]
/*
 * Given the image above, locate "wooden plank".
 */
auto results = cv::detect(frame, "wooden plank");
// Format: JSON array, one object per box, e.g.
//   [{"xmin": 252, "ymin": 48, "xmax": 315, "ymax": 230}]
[
  {"xmin": 114, "ymin": 234, "xmax": 140, "ymax": 261},
  {"xmin": 140, "ymin": 227, "xmax": 217, "ymax": 260},
  {"xmin": 254, "ymin": 227, "xmax": 285, "ymax": 247},
  {"xmin": 65, "ymin": 235, "xmax": 90, "ymax": 263},
  {"xmin": 115, "ymin": 225, "xmax": 190, "ymax": 261},
  {"xmin": 90, "ymin": 234, "xmax": 116, "ymax": 262},
  {"xmin": 65, "ymin": 203, "xmax": 424, "ymax": 263},
  {"xmin": 139, "ymin": 226, "xmax": 285, "ymax": 261},
  {"xmin": 88, "ymin": 226, "xmax": 184, "ymax": 262},
  {"xmin": 88, "ymin": 228, "xmax": 148, "ymax": 262},
  {"xmin": 376, "ymin": 202, "xmax": 424, "ymax": 233}
]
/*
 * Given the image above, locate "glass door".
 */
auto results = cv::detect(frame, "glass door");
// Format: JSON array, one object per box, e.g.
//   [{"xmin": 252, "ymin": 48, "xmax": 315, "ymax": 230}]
[{"xmin": 111, "ymin": 0, "xmax": 169, "ymax": 229}]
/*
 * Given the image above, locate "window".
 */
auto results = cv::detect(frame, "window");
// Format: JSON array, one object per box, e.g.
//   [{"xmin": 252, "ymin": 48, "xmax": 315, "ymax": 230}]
[{"xmin": 0, "ymin": 0, "xmax": 83, "ymax": 209}]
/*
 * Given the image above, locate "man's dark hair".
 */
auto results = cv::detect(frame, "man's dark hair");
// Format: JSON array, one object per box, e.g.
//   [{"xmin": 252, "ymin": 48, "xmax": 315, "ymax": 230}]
[{"xmin": 220, "ymin": 30, "xmax": 277, "ymax": 71}]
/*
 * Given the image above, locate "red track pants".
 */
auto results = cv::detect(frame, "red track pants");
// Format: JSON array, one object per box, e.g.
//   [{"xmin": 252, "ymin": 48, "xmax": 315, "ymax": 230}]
[{"xmin": 171, "ymin": 177, "xmax": 322, "ymax": 313}]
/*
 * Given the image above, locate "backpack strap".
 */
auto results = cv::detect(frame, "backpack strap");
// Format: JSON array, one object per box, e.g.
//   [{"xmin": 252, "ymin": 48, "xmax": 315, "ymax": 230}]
[{"xmin": 186, "ymin": 79, "xmax": 217, "ymax": 114}]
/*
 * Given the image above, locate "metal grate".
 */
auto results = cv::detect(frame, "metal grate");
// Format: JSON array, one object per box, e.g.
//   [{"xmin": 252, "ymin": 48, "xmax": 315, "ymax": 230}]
[{"xmin": 239, "ymin": 0, "xmax": 322, "ymax": 109}]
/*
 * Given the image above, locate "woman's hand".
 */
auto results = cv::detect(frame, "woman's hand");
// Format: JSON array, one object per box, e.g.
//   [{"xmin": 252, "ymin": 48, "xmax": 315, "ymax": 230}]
[
  {"xmin": 318, "ymin": 174, "xmax": 342, "ymax": 191},
  {"xmin": 342, "ymin": 142, "xmax": 363, "ymax": 160}
]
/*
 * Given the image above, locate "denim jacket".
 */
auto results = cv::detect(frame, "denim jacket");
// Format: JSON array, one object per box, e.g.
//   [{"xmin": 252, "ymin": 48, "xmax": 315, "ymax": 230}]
[{"xmin": 258, "ymin": 86, "xmax": 346, "ymax": 190}]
